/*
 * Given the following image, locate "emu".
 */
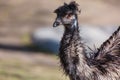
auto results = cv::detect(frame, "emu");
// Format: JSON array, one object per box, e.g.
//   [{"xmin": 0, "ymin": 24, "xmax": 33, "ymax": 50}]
[{"xmin": 53, "ymin": 1, "xmax": 120, "ymax": 80}]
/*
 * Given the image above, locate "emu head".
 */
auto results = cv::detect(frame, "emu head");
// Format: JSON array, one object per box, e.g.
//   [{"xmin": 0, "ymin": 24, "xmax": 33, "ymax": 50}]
[{"xmin": 53, "ymin": 1, "xmax": 80, "ymax": 27}]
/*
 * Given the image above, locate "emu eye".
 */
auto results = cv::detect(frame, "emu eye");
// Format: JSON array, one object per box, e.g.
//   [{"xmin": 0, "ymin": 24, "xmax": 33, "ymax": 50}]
[{"xmin": 66, "ymin": 13, "xmax": 73, "ymax": 18}]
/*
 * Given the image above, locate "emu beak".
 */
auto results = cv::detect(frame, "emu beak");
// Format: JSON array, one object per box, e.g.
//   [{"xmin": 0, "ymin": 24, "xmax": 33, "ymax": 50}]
[
  {"xmin": 53, "ymin": 21, "xmax": 60, "ymax": 27},
  {"xmin": 53, "ymin": 18, "xmax": 61, "ymax": 27}
]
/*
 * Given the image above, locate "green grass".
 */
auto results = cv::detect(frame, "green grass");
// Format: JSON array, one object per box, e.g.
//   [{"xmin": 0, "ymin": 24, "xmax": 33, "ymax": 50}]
[{"xmin": 0, "ymin": 58, "xmax": 68, "ymax": 80}]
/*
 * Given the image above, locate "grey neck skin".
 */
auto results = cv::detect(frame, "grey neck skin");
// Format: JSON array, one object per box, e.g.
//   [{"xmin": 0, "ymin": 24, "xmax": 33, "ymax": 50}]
[
  {"xmin": 59, "ymin": 17, "xmax": 92, "ymax": 80},
  {"xmin": 64, "ymin": 16, "xmax": 79, "ymax": 33}
]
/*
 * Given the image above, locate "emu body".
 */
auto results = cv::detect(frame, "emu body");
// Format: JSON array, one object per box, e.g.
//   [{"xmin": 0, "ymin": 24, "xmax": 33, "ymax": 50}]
[{"xmin": 53, "ymin": 1, "xmax": 120, "ymax": 80}]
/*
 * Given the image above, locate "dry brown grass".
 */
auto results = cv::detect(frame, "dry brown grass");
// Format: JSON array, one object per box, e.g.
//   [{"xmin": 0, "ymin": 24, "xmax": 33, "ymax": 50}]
[{"xmin": 0, "ymin": 50, "xmax": 69, "ymax": 80}]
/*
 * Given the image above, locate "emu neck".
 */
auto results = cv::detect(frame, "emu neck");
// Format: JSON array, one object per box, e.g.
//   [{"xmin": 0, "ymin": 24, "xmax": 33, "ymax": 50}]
[{"xmin": 59, "ymin": 24, "xmax": 91, "ymax": 80}]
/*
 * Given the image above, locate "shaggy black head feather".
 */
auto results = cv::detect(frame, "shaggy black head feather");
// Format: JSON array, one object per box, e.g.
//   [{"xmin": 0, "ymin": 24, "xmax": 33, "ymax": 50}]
[{"xmin": 54, "ymin": 1, "xmax": 80, "ymax": 16}]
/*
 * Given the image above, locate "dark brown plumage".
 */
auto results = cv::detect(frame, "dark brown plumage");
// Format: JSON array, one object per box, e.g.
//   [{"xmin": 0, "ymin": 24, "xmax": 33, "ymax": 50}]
[{"xmin": 53, "ymin": 1, "xmax": 120, "ymax": 80}]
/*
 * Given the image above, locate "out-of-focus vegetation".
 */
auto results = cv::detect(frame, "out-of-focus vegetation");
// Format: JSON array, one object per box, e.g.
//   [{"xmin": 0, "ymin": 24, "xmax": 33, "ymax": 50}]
[
  {"xmin": 0, "ymin": 51, "xmax": 69, "ymax": 80},
  {"xmin": 0, "ymin": 61, "xmax": 63, "ymax": 80}
]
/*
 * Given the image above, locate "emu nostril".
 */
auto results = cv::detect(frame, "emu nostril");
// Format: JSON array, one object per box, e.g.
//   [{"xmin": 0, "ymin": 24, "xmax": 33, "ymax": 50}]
[{"xmin": 53, "ymin": 22, "xmax": 60, "ymax": 27}]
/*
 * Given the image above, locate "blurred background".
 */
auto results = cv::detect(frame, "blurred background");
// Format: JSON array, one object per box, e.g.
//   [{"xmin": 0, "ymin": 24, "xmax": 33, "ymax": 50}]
[{"xmin": 0, "ymin": 0, "xmax": 120, "ymax": 80}]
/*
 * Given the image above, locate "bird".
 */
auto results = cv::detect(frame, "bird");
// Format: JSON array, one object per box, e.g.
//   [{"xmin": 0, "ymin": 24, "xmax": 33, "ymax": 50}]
[{"xmin": 53, "ymin": 1, "xmax": 120, "ymax": 80}]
